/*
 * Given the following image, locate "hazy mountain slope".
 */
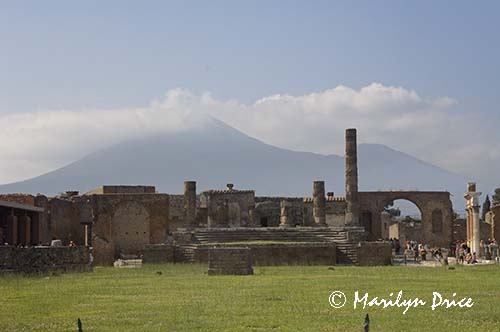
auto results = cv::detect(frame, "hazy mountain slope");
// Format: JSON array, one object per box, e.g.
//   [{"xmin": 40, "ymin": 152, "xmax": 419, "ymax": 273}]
[{"xmin": 0, "ymin": 119, "xmax": 478, "ymax": 210}]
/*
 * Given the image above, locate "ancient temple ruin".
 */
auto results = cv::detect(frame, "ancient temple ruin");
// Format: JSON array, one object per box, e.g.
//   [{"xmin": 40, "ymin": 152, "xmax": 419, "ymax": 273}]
[{"xmin": 0, "ymin": 128, "xmax": 460, "ymax": 267}]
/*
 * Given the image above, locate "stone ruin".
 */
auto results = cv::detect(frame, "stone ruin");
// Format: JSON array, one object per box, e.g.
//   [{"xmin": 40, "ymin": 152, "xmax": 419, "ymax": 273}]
[{"xmin": 0, "ymin": 128, "xmax": 463, "ymax": 269}]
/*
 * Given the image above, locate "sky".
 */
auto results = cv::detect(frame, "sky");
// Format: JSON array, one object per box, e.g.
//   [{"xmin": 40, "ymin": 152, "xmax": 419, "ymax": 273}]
[{"xmin": 1, "ymin": 1, "xmax": 499, "ymax": 186}]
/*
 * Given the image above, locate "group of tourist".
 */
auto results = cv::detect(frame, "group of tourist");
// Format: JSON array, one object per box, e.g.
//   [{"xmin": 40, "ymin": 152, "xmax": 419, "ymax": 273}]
[
  {"xmin": 453, "ymin": 241, "xmax": 478, "ymax": 264},
  {"xmin": 452, "ymin": 239, "xmax": 499, "ymax": 264},
  {"xmin": 388, "ymin": 238, "xmax": 449, "ymax": 264}
]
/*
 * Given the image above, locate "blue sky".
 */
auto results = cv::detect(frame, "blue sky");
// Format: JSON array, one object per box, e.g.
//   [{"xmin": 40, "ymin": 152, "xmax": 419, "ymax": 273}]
[
  {"xmin": 1, "ymin": 1, "xmax": 499, "ymax": 185},
  {"xmin": 2, "ymin": 1, "xmax": 498, "ymax": 112}
]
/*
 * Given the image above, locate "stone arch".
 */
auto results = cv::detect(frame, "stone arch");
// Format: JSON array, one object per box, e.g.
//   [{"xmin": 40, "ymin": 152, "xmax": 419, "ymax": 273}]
[
  {"xmin": 112, "ymin": 201, "xmax": 150, "ymax": 255},
  {"xmin": 432, "ymin": 209, "xmax": 443, "ymax": 233},
  {"xmin": 358, "ymin": 191, "xmax": 453, "ymax": 246}
]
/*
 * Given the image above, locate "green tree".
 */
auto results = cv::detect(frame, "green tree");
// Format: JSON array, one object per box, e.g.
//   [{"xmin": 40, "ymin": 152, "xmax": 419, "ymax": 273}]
[{"xmin": 482, "ymin": 195, "xmax": 491, "ymax": 221}]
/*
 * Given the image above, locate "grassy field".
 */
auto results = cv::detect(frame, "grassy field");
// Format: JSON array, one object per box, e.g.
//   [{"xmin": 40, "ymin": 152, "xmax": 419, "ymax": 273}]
[{"xmin": 1, "ymin": 264, "xmax": 499, "ymax": 332}]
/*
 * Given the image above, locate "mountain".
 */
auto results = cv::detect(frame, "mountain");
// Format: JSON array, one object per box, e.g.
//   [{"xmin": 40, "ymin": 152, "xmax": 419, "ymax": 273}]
[{"xmin": 0, "ymin": 119, "xmax": 480, "ymax": 211}]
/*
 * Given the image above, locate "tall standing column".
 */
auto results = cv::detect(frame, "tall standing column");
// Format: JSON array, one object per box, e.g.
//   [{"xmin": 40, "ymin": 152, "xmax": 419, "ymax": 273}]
[
  {"xmin": 472, "ymin": 206, "xmax": 481, "ymax": 255},
  {"xmin": 184, "ymin": 181, "xmax": 197, "ymax": 229},
  {"xmin": 465, "ymin": 209, "xmax": 471, "ymax": 244},
  {"xmin": 464, "ymin": 182, "xmax": 481, "ymax": 255},
  {"xmin": 313, "ymin": 181, "xmax": 327, "ymax": 226},
  {"xmin": 345, "ymin": 128, "xmax": 360, "ymax": 225}
]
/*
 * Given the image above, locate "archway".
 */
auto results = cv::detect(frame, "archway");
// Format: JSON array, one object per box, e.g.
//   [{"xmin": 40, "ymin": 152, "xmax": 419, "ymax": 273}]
[
  {"xmin": 358, "ymin": 191, "xmax": 453, "ymax": 246},
  {"xmin": 384, "ymin": 199, "xmax": 423, "ymax": 244}
]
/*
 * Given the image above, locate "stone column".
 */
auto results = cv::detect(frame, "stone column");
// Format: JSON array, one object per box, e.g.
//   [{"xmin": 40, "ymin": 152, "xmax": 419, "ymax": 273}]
[
  {"xmin": 6, "ymin": 212, "xmax": 18, "ymax": 245},
  {"xmin": 313, "ymin": 181, "xmax": 327, "ymax": 226},
  {"xmin": 19, "ymin": 215, "xmax": 31, "ymax": 245},
  {"xmin": 280, "ymin": 200, "xmax": 294, "ymax": 227},
  {"xmin": 464, "ymin": 182, "xmax": 481, "ymax": 255},
  {"xmin": 472, "ymin": 206, "xmax": 481, "ymax": 255},
  {"xmin": 345, "ymin": 128, "xmax": 359, "ymax": 225},
  {"xmin": 184, "ymin": 181, "xmax": 197, "ymax": 229},
  {"xmin": 465, "ymin": 209, "xmax": 471, "ymax": 243},
  {"xmin": 34, "ymin": 195, "xmax": 49, "ymax": 244}
]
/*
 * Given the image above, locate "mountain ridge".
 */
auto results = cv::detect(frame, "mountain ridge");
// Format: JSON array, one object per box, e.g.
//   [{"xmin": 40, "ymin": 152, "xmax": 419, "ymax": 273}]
[{"xmin": 0, "ymin": 119, "xmax": 482, "ymax": 211}]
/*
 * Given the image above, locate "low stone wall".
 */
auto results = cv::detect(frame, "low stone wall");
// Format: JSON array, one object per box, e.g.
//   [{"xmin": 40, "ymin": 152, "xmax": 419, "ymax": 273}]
[
  {"xmin": 208, "ymin": 247, "xmax": 253, "ymax": 275},
  {"xmin": 0, "ymin": 246, "xmax": 92, "ymax": 273},
  {"xmin": 356, "ymin": 242, "xmax": 392, "ymax": 266},
  {"xmin": 142, "ymin": 244, "xmax": 175, "ymax": 264},
  {"xmin": 193, "ymin": 243, "xmax": 336, "ymax": 266}
]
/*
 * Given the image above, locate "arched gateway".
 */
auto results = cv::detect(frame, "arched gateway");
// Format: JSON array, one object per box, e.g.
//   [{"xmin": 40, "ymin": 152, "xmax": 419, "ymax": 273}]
[{"xmin": 358, "ymin": 191, "xmax": 453, "ymax": 247}]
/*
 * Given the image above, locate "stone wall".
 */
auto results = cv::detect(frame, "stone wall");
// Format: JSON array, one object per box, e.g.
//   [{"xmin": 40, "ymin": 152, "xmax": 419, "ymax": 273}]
[
  {"xmin": 452, "ymin": 219, "xmax": 493, "ymax": 242},
  {"xmin": 142, "ymin": 244, "xmax": 175, "ymax": 264},
  {"xmin": 168, "ymin": 194, "xmax": 203, "ymax": 230},
  {"xmin": 82, "ymin": 193, "xmax": 169, "ymax": 256},
  {"xmin": 0, "ymin": 246, "xmax": 92, "ymax": 273},
  {"xmin": 0, "ymin": 194, "xmax": 35, "ymax": 206},
  {"xmin": 208, "ymin": 247, "xmax": 253, "ymax": 275},
  {"xmin": 356, "ymin": 242, "xmax": 392, "ymax": 266},
  {"xmin": 48, "ymin": 198, "xmax": 83, "ymax": 245},
  {"xmin": 389, "ymin": 222, "xmax": 424, "ymax": 244},
  {"xmin": 193, "ymin": 243, "xmax": 336, "ymax": 266},
  {"xmin": 85, "ymin": 185, "xmax": 156, "ymax": 195},
  {"xmin": 202, "ymin": 189, "xmax": 255, "ymax": 227}
]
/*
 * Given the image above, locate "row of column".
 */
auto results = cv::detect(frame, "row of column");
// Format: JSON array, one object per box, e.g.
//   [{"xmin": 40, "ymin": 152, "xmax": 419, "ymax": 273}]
[{"xmin": 3, "ymin": 212, "xmax": 34, "ymax": 245}]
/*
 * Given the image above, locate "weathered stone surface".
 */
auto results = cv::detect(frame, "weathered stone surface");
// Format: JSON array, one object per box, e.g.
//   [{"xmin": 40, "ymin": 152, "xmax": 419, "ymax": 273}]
[
  {"xmin": 313, "ymin": 181, "xmax": 327, "ymax": 226},
  {"xmin": 142, "ymin": 244, "xmax": 175, "ymax": 264},
  {"xmin": 208, "ymin": 247, "xmax": 253, "ymax": 275},
  {"xmin": 356, "ymin": 242, "xmax": 392, "ymax": 266},
  {"xmin": 194, "ymin": 243, "xmax": 336, "ymax": 266},
  {"xmin": 0, "ymin": 246, "xmax": 92, "ymax": 273},
  {"xmin": 345, "ymin": 128, "xmax": 359, "ymax": 225}
]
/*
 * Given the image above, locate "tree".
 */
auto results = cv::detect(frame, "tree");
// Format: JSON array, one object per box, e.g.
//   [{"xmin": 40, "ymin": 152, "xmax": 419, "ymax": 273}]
[
  {"xmin": 482, "ymin": 195, "xmax": 491, "ymax": 221},
  {"xmin": 493, "ymin": 188, "xmax": 500, "ymax": 204}
]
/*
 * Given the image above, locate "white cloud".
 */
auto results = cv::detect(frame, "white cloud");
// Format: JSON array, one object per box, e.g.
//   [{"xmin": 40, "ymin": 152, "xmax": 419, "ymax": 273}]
[{"xmin": 0, "ymin": 83, "xmax": 497, "ymax": 185}]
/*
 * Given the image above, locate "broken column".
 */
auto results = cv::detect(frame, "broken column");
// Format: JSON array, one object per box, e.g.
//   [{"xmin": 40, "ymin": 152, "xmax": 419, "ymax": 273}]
[
  {"xmin": 280, "ymin": 200, "xmax": 295, "ymax": 227},
  {"xmin": 313, "ymin": 181, "xmax": 327, "ymax": 226},
  {"xmin": 345, "ymin": 128, "xmax": 360, "ymax": 225},
  {"xmin": 184, "ymin": 181, "xmax": 197, "ymax": 229},
  {"xmin": 464, "ymin": 182, "xmax": 481, "ymax": 255}
]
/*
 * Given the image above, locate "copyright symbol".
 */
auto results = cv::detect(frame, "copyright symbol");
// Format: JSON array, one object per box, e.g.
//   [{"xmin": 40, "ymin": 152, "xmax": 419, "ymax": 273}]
[{"xmin": 329, "ymin": 291, "xmax": 347, "ymax": 308}]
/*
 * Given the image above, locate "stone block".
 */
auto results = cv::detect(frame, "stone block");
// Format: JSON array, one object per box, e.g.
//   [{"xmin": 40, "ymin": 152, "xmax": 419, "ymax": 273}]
[{"xmin": 208, "ymin": 247, "xmax": 253, "ymax": 275}]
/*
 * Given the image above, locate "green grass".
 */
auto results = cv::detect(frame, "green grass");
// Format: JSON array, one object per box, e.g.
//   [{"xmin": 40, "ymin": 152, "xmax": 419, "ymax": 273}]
[{"xmin": 1, "ymin": 264, "xmax": 500, "ymax": 331}]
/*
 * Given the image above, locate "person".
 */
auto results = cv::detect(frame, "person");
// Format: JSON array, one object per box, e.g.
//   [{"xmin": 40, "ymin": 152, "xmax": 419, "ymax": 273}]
[
  {"xmin": 414, "ymin": 244, "xmax": 420, "ymax": 262},
  {"xmin": 471, "ymin": 252, "xmax": 478, "ymax": 264},
  {"xmin": 458, "ymin": 245, "xmax": 465, "ymax": 264},
  {"xmin": 395, "ymin": 239, "xmax": 401, "ymax": 255},
  {"xmin": 69, "ymin": 240, "xmax": 76, "ymax": 247},
  {"xmin": 420, "ymin": 246, "xmax": 427, "ymax": 261}
]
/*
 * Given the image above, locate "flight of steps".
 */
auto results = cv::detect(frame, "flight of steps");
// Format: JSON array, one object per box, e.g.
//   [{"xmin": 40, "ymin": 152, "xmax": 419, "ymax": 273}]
[{"xmin": 190, "ymin": 227, "xmax": 361, "ymax": 265}]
